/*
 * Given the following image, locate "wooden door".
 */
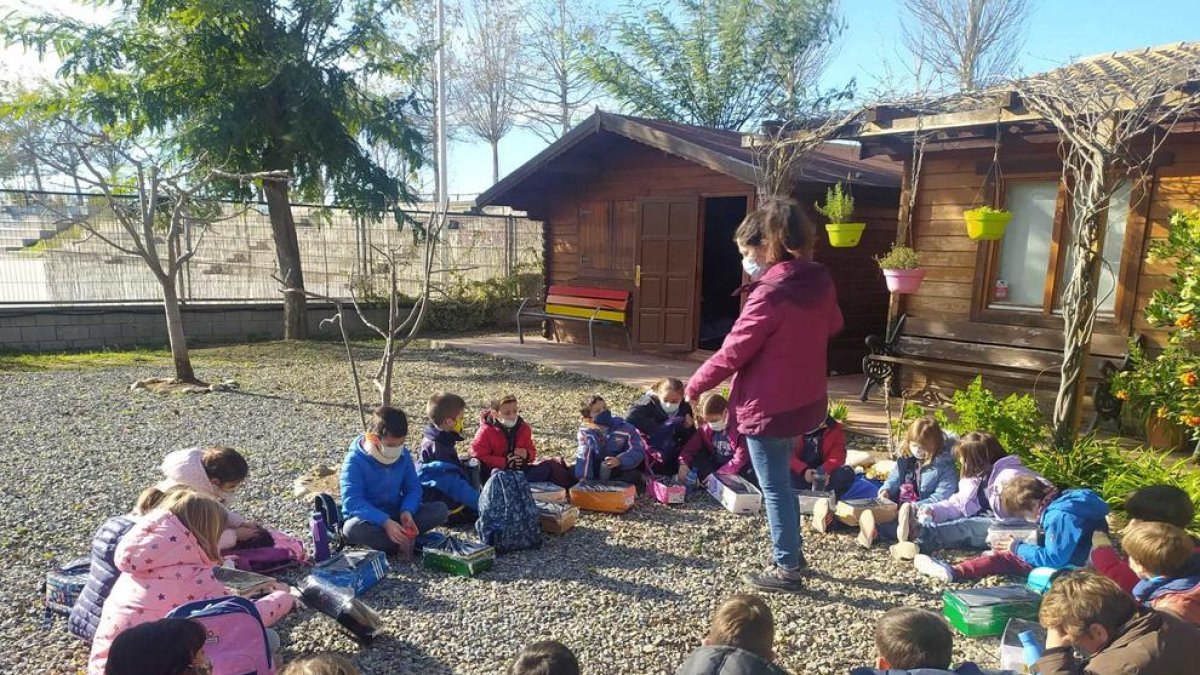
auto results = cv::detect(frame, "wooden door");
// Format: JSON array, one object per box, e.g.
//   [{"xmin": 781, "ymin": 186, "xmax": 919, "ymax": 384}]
[{"xmin": 636, "ymin": 199, "xmax": 699, "ymax": 351}]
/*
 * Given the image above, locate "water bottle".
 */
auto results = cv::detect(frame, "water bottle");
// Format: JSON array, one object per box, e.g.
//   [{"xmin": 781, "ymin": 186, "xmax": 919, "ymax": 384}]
[
  {"xmin": 311, "ymin": 510, "xmax": 331, "ymax": 563},
  {"xmin": 1018, "ymin": 630, "xmax": 1043, "ymax": 670},
  {"xmin": 813, "ymin": 468, "xmax": 829, "ymax": 493}
]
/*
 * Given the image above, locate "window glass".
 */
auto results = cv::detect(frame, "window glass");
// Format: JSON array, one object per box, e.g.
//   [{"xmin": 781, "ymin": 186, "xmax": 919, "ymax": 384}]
[
  {"xmin": 993, "ymin": 182, "xmax": 1058, "ymax": 309},
  {"xmin": 1057, "ymin": 180, "xmax": 1131, "ymax": 315}
]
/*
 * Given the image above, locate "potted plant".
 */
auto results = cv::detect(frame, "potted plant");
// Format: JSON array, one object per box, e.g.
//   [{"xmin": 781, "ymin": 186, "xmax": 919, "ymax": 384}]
[
  {"xmin": 963, "ymin": 205, "xmax": 1013, "ymax": 240},
  {"xmin": 876, "ymin": 244, "xmax": 925, "ymax": 294},
  {"xmin": 816, "ymin": 183, "xmax": 866, "ymax": 247}
]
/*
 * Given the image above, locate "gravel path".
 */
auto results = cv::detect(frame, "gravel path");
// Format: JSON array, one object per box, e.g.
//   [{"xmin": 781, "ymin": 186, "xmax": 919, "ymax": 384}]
[{"xmin": 1, "ymin": 342, "xmax": 1003, "ymax": 674}]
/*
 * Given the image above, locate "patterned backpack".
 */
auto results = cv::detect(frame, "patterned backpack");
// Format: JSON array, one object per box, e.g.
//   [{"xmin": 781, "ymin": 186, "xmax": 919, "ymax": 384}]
[
  {"xmin": 42, "ymin": 558, "xmax": 90, "ymax": 629},
  {"xmin": 475, "ymin": 470, "xmax": 543, "ymax": 553},
  {"xmin": 168, "ymin": 595, "xmax": 274, "ymax": 674}
]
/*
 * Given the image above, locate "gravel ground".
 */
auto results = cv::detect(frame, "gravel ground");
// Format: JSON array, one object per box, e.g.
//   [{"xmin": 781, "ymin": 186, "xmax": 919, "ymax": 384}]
[{"xmin": 1, "ymin": 341, "xmax": 1004, "ymax": 675}]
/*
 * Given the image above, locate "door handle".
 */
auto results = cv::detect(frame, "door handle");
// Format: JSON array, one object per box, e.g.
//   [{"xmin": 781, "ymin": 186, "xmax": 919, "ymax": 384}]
[{"xmin": 635, "ymin": 265, "xmax": 641, "ymax": 287}]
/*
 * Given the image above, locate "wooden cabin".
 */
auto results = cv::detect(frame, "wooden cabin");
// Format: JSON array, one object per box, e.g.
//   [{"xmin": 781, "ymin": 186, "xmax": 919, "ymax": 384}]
[
  {"xmin": 846, "ymin": 43, "xmax": 1200, "ymax": 408},
  {"xmin": 476, "ymin": 111, "xmax": 901, "ymax": 373}
]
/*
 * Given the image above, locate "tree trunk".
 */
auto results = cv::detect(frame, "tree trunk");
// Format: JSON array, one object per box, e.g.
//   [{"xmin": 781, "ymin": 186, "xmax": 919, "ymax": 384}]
[
  {"xmin": 160, "ymin": 276, "xmax": 197, "ymax": 383},
  {"xmin": 262, "ymin": 179, "xmax": 308, "ymax": 339},
  {"xmin": 491, "ymin": 140, "xmax": 500, "ymax": 185}
]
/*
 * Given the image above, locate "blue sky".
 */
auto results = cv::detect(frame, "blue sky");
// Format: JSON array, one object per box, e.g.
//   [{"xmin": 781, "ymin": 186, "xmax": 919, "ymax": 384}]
[{"xmin": 454, "ymin": 0, "xmax": 1200, "ymax": 197}]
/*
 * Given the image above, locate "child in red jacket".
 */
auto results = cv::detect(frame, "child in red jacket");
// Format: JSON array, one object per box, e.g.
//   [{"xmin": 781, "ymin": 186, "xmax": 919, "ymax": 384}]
[
  {"xmin": 791, "ymin": 415, "xmax": 855, "ymax": 496},
  {"xmin": 1091, "ymin": 484, "xmax": 1199, "ymax": 593},
  {"xmin": 677, "ymin": 393, "xmax": 746, "ymax": 482},
  {"xmin": 470, "ymin": 394, "xmax": 573, "ymax": 488}
]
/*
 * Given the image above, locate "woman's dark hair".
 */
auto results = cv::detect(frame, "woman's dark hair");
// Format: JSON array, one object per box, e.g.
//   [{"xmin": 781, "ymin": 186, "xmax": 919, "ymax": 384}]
[
  {"xmin": 106, "ymin": 618, "xmax": 206, "ymax": 675},
  {"xmin": 371, "ymin": 406, "xmax": 409, "ymax": 438},
  {"xmin": 734, "ymin": 197, "xmax": 816, "ymax": 264},
  {"xmin": 200, "ymin": 446, "xmax": 249, "ymax": 484},
  {"xmin": 1125, "ymin": 484, "xmax": 1195, "ymax": 528},
  {"xmin": 954, "ymin": 432, "xmax": 1008, "ymax": 479},
  {"xmin": 579, "ymin": 395, "xmax": 605, "ymax": 419}
]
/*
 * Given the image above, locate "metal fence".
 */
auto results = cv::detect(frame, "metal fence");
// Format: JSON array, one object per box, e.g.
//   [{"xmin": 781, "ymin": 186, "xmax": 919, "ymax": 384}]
[{"xmin": 0, "ymin": 190, "xmax": 542, "ymax": 305}]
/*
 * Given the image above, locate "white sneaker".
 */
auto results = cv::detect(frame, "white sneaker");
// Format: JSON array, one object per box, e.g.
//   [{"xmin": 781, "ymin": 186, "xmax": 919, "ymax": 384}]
[
  {"xmin": 897, "ymin": 502, "xmax": 914, "ymax": 544},
  {"xmin": 914, "ymin": 554, "xmax": 954, "ymax": 582},
  {"xmin": 857, "ymin": 509, "xmax": 877, "ymax": 549},
  {"xmin": 890, "ymin": 541, "xmax": 919, "ymax": 561},
  {"xmin": 811, "ymin": 498, "xmax": 833, "ymax": 534}
]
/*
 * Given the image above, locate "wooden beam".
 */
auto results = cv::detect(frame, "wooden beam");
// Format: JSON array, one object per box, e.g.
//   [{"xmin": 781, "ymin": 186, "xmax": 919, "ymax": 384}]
[{"xmin": 975, "ymin": 158, "xmax": 1063, "ymax": 175}]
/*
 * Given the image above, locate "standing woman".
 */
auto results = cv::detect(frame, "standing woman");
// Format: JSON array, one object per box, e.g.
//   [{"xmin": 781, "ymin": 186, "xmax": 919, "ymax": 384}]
[{"xmin": 686, "ymin": 198, "xmax": 843, "ymax": 593}]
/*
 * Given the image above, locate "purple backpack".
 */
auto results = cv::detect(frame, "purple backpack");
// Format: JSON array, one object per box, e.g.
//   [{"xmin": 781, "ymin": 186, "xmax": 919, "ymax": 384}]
[
  {"xmin": 223, "ymin": 531, "xmax": 301, "ymax": 575},
  {"xmin": 168, "ymin": 595, "xmax": 274, "ymax": 674}
]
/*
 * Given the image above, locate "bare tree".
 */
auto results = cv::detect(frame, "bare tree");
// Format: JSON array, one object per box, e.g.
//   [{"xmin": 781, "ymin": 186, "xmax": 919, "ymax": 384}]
[
  {"xmin": 456, "ymin": 0, "xmax": 524, "ymax": 184},
  {"xmin": 28, "ymin": 121, "xmax": 285, "ymax": 385},
  {"xmin": 900, "ymin": 0, "xmax": 1035, "ymax": 91},
  {"xmin": 517, "ymin": 0, "xmax": 607, "ymax": 143},
  {"xmin": 1012, "ymin": 48, "xmax": 1200, "ymax": 447},
  {"xmin": 750, "ymin": 107, "xmax": 867, "ymax": 198}
]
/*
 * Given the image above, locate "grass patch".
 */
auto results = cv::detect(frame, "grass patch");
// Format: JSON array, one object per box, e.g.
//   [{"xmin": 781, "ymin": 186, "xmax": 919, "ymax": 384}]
[
  {"xmin": 0, "ymin": 347, "xmax": 171, "ymax": 371},
  {"xmin": 16, "ymin": 224, "xmax": 85, "ymax": 257}
]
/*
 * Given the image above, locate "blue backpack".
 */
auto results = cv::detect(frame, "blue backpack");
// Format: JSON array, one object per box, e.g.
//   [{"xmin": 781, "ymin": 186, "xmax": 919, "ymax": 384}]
[{"xmin": 475, "ymin": 470, "xmax": 543, "ymax": 553}]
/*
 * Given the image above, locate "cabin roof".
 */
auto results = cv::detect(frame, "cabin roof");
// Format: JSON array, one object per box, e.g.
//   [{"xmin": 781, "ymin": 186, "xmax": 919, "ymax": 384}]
[
  {"xmin": 849, "ymin": 42, "xmax": 1200, "ymax": 139},
  {"xmin": 476, "ymin": 111, "xmax": 901, "ymax": 208}
]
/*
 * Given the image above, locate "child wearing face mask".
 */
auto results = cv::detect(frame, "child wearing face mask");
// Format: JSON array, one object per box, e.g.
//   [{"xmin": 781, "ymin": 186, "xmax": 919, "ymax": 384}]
[
  {"xmin": 627, "ymin": 377, "xmax": 697, "ymax": 477},
  {"xmin": 677, "ymin": 393, "xmax": 747, "ymax": 483},
  {"xmin": 416, "ymin": 392, "xmax": 481, "ymax": 525},
  {"xmin": 342, "ymin": 406, "xmax": 450, "ymax": 555},
  {"xmin": 575, "ymin": 395, "xmax": 647, "ymax": 489},
  {"xmin": 470, "ymin": 393, "xmax": 574, "ymax": 488}
]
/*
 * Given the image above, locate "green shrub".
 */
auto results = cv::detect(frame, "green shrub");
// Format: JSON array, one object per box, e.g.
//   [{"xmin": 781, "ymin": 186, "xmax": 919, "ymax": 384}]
[
  {"xmin": 964, "ymin": 205, "xmax": 1011, "ymax": 217},
  {"xmin": 893, "ymin": 377, "xmax": 1045, "ymax": 453},
  {"xmin": 828, "ymin": 399, "xmax": 849, "ymax": 423},
  {"xmin": 875, "ymin": 244, "xmax": 921, "ymax": 270},
  {"xmin": 815, "ymin": 182, "xmax": 855, "ymax": 224}
]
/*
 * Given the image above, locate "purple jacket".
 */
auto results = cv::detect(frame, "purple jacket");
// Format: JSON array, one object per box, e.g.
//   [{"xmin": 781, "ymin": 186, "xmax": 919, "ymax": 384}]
[
  {"xmin": 686, "ymin": 259, "xmax": 843, "ymax": 438},
  {"xmin": 925, "ymin": 455, "xmax": 1045, "ymax": 522}
]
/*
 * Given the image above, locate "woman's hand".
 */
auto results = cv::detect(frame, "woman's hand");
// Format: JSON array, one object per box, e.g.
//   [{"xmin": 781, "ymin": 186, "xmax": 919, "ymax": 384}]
[
  {"xmin": 992, "ymin": 536, "xmax": 1015, "ymax": 554},
  {"xmin": 877, "ymin": 487, "xmax": 890, "ymax": 500},
  {"xmin": 804, "ymin": 469, "xmax": 817, "ymax": 484},
  {"xmin": 514, "ymin": 447, "xmax": 530, "ymax": 460},
  {"xmin": 603, "ymin": 456, "xmax": 621, "ymax": 469}
]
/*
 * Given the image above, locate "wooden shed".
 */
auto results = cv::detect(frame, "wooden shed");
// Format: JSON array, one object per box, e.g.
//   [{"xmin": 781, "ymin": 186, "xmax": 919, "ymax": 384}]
[
  {"xmin": 846, "ymin": 43, "xmax": 1200, "ymax": 406},
  {"xmin": 476, "ymin": 111, "xmax": 901, "ymax": 373}
]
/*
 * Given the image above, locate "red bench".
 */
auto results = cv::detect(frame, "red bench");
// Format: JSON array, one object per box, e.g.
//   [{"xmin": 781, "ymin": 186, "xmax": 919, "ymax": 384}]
[{"xmin": 516, "ymin": 285, "xmax": 633, "ymax": 356}]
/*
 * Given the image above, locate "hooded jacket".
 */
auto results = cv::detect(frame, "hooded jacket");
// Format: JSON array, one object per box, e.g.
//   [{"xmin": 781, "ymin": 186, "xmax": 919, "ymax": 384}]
[
  {"xmin": 674, "ymin": 646, "xmax": 789, "ymax": 675},
  {"xmin": 1133, "ymin": 553, "xmax": 1200, "ymax": 625},
  {"xmin": 470, "ymin": 410, "xmax": 537, "ymax": 471},
  {"xmin": 1013, "ymin": 489, "xmax": 1110, "ymax": 569},
  {"xmin": 1034, "ymin": 608, "xmax": 1200, "ymax": 675},
  {"xmin": 881, "ymin": 440, "xmax": 959, "ymax": 507},
  {"xmin": 790, "ymin": 415, "xmax": 846, "ymax": 477},
  {"xmin": 924, "ymin": 455, "xmax": 1046, "ymax": 523},
  {"xmin": 341, "ymin": 433, "xmax": 423, "ymax": 527},
  {"xmin": 848, "ymin": 663, "xmax": 1007, "ymax": 675},
  {"xmin": 1093, "ymin": 537, "xmax": 1200, "ymax": 595},
  {"xmin": 680, "ymin": 421, "xmax": 741, "ymax": 471},
  {"xmin": 416, "ymin": 424, "xmax": 480, "ymax": 511},
  {"xmin": 627, "ymin": 392, "xmax": 697, "ymax": 460},
  {"xmin": 68, "ymin": 515, "xmax": 137, "ymax": 643},
  {"xmin": 87, "ymin": 510, "xmax": 293, "ymax": 675},
  {"xmin": 686, "ymin": 259, "xmax": 843, "ymax": 438},
  {"xmin": 156, "ymin": 447, "xmax": 245, "ymax": 550},
  {"xmin": 575, "ymin": 416, "xmax": 647, "ymax": 479}
]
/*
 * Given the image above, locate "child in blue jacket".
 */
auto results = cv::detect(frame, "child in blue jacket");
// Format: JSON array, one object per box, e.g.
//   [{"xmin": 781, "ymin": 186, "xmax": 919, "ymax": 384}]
[
  {"xmin": 626, "ymin": 377, "xmax": 697, "ymax": 477},
  {"xmin": 342, "ymin": 406, "xmax": 449, "ymax": 555},
  {"xmin": 915, "ymin": 474, "xmax": 1109, "ymax": 582},
  {"xmin": 416, "ymin": 392, "xmax": 481, "ymax": 525},
  {"xmin": 575, "ymin": 395, "xmax": 647, "ymax": 489}
]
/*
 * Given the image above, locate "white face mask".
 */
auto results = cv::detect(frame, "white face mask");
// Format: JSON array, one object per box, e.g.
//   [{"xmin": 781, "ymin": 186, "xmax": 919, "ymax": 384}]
[
  {"xmin": 910, "ymin": 442, "xmax": 928, "ymax": 460},
  {"xmin": 708, "ymin": 418, "xmax": 727, "ymax": 432},
  {"xmin": 660, "ymin": 399, "xmax": 680, "ymax": 415},
  {"xmin": 741, "ymin": 256, "xmax": 764, "ymax": 280},
  {"xmin": 499, "ymin": 417, "xmax": 518, "ymax": 429},
  {"xmin": 369, "ymin": 439, "xmax": 406, "ymax": 465}
]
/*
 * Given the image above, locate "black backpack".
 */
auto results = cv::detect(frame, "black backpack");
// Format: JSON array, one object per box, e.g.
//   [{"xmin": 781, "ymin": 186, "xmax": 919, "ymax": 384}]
[{"xmin": 313, "ymin": 493, "xmax": 347, "ymax": 554}]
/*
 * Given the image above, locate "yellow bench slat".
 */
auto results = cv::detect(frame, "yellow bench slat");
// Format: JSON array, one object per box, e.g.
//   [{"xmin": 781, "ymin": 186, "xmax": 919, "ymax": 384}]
[{"xmin": 544, "ymin": 304, "xmax": 626, "ymax": 323}]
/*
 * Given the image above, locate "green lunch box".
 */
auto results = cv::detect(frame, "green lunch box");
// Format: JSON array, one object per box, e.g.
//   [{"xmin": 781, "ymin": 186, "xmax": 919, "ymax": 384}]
[
  {"xmin": 942, "ymin": 585, "xmax": 1041, "ymax": 637},
  {"xmin": 420, "ymin": 533, "xmax": 495, "ymax": 577}
]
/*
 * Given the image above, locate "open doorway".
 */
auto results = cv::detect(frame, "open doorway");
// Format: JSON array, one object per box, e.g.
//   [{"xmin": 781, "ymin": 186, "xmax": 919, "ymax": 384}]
[{"xmin": 698, "ymin": 196, "xmax": 748, "ymax": 351}]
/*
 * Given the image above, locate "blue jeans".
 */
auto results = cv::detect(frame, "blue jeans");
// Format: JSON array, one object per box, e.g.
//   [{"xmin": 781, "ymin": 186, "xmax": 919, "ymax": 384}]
[{"xmin": 746, "ymin": 434, "xmax": 804, "ymax": 570}]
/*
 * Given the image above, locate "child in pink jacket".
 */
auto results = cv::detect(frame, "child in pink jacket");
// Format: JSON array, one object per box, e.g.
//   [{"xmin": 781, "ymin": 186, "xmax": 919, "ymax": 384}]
[
  {"xmin": 88, "ymin": 492, "xmax": 293, "ymax": 675},
  {"xmin": 154, "ymin": 446, "xmax": 305, "ymax": 559},
  {"xmin": 890, "ymin": 432, "xmax": 1045, "ymax": 560}
]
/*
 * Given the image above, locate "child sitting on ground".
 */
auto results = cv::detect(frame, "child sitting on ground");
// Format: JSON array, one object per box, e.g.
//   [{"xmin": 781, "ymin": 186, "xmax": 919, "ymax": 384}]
[
  {"xmin": 675, "ymin": 594, "xmax": 788, "ymax": 675},
  {"xmin": 821, "ymin": 417, "xmax": 957, "ymax": 549},
  {"xmin": 627, "ymin": 377, "xmax": 697, "ymax": 477},
  {"xmin": 849, "ymin": 606, "xmax": 1005, "ymax": 675},
  {"xmin": 1124, "ymin": 521, "xmax": 1200, "ymax": 625},
  {"xmin": 790, "ymin": 414, "xmax": 855, "ymax": 496},
  {"xmin": 509, "ymin": 640, "xmax": 580, "ymax": 675},
  {"xmin": 890, "ymin": 432, "xmax": 1045, "ymax": 561},
  {"xmin": 470, "ymin": 393, "xmax": 573, "ymax": 488},
  {"xmin": 417, "ymin": 392, "xmax": 482, "ymax": 524},
  {"xmin": 575, "ymin": 395, "xmax": 647, "ymax": 488},
  {"xmin": 104, "ymin": 617, "xmax": 209, "ymax": 675},
  {"xmin": 280, "ymin": 654, "xmax": 362, "ymax": 675},
  {"xmin": 89, "ymin": 491, "xmax": 294, "ymax": 675},
  {"xmin": 914, "ymin": 475, "xmax": 1108, "ymax": 582},
  {"xmin": 1091, "ymin": 484, "xmax": 1198, "ymax": 593},
  {"xmin": 1034, "ymin": 571, "xmax": 1199, "ymax": 675},
  {"xmin": 676, "ymin": 393, "xmax": 745, "ymax": 483},
  {"xmin": 341, "ymin": 406, "xmax": 449, "ymax": 555}
]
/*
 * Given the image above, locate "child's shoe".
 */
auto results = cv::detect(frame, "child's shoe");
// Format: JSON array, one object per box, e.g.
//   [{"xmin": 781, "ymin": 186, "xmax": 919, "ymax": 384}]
[
  {"xmin": 857, "ymin": 509, "xmax": 877, "ymax": 549},
  {"xmin": 914, "ymin": 554, "xmax": 954, "ymax": 582},
  {"xmin": 811, "ymin": 498, "xmax": 833, "ymax": 534},
  {"xmin": 890, "ymin": 541, "xmax": 919, "ymax": 560}
]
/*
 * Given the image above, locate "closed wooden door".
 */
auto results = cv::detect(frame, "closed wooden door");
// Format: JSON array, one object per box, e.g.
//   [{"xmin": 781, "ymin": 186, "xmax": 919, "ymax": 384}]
[{"xmin": 636, "ymin": 200, "xmax": 699, "ymax": 351}]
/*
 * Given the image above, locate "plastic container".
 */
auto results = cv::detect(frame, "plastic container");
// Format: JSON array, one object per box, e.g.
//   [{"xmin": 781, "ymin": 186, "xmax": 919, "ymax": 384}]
[
  {"xmin": 883, "ymin": 268, "xmax": 927, "ymax": 294},
  {"xmin": 420, "ymin": 533, "xmax": 495, "ymax": 577},
  {"xmin": 999, "ymin": 618, "xmax": 1047, "ymax": 673},
  {"xmin": 537, "ymin": 502, "xmax": 579, "ymax": 534},
  {"xmin": 528, "ymin": 481, "xmax": 568, "ymax": 503},
  {"xmin": 298, "ymin": 575, "xmax": 384, "ymax": 643},
  {"xmin": 706, "ymin": 474, "xmax": 762, "ymax": 515},
  {"xmin": 964, "ymin": 210, "xmax": 1013, "ymax": 240},
  {"xmin": 795, "ymin": 489, "xmax": 836, "ymax": 515},
  {"xmin": 310, "ymin": 550, "xmax": 390, "ymax": 597},
  {"xmin": 825, "ymin": 222, "xmax": 866, "ymax": 247},
  {"xmin": 943, "ymin": 585, "xmax": 1041, "ymax": 637},
  {"xmin": 986, "ymin": 522, "xmax": 1039, "ymax": 547}
]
